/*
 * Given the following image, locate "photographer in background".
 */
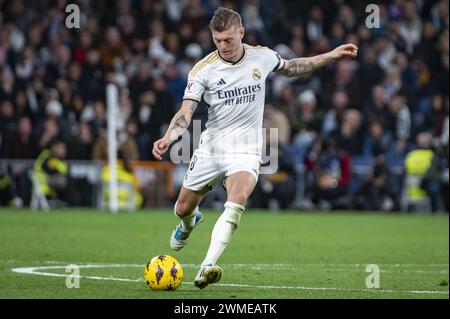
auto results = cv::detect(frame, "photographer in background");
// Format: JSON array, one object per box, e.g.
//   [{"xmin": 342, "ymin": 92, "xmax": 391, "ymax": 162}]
[
  {"xmin": 305, "ymin": 137, "xmax": 352, "ymax": 210},
  {"xmin": 251, "ymin": 134, "xmax": 297, "ymax": 210},
  {"xmin": 0, "ymin": 170, "xmax": 15, "ymax": 207},
  {"xmin": 33, "ymin": 139, "xmax": 69, "ymax": 207}
]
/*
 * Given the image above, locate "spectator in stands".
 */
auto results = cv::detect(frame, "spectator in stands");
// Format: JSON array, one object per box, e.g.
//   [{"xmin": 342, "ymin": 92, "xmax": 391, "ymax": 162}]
[
  {"xmin": 363, "ymin": 85, "xmax": 389, "ymax": 125},
  {"xmin": 82, "ymin": 49, "xmax": 105, "ymax": 102},
  {"xmin": 322, "ymin": 60, "xmax": 362, "ymax": 109},
  {"xmin": 305, "ymin": 137, "xmax": 352, "ymax": 210},
  {"xmin": 241, "ymin": 0, "xmax": 271, "ymax": 45},
  {"xmin": 91, "ymin": 124, "xmax": 108, "ymax": 161},
  {"xmin": 362, "ymin": 119, "xmax": 391, "ymax": 158},
  {"xmin": 11, "ymin": 116, "xmax": 37, "ymax": 159},
  {"xmin": 385, "ymin": 93, "xmax": 412, "ymax": 159},
  {"xmin": 333, "ymin": 109, "xmax": 363, "ymax": 156},
  {"xmin": 13, "ymin": 90, "xmax": 32, "ymax": 120},
  {"xmin": 43, "ymin": 90, "xmax": 69, "ymax": 143},
  {"xmin": 67, "ymin": 94, "xmax": 85, "ymax": 127},
  {"xmin": 118, "ymin": 94, "xmax": 133, "ymax": 128},
  {"xmin": 164, "ymin": 64, "xmax": 186, "ymax": 106},
  {"xmin": 195, "ymin": 28, "xmax": 214, "ymax": 56},
  {"xmin": 87, "ymin": 100, "xmax": 107, "ymax": 138},
  {"xmin": 354, "ymin": 157, "xmax": 395, "ymax": 211},
  {"xmin": 99, "ymin": 26, "xmax": 125, "ymax": 66},
  {"xmin": 306, "ymin": 5, "xmax": 325, "ymax": 43},
  {"xmin": 0, "ymin": 68, "xmax": 16, "ymax": 102},
  {"xmin": 129, "ymin": 60, "xmax": 152, "ymax": 105},
  {"xmin": 0, "ymin": 100, "xmax": 16, "ymax": 158},
  {"xmin": 92, "ymin": 123, "xmax": 140, "ymax": 162},
  {"xmin": 179, "ymin": 0, "xmax": 210, "ymax": 33},
  {"xmin": 357, "ymin": 47, "xmax": 384, "ymax": 97},
  {"xmin": 125, "ymin": 118, "xmax": 141, "ymax": 160},
  {"xmin": 177, "ymin": 43, "xmax": 203, "ymax": 79},
  {"xmin": 399, "ymin": 0, "xmax": 422, "ymax": 55},
  {"xmin": 37, "ymin": 117, "xmax": 60, "ymax": 150},
  {"xmin": 67, "ymin": 122, "xmax": 93, "ymax": 160},
  {"xmin": 292, "ymin": 90, "xmax": 323, "ymax": 151},
  {"xmin": 322, "ymin": 90, "xmax": 350, "ymax": 136},
  {"xmin": 423, "ymin": 94, "xmax": 448, "ymax": 139},
  {"xmin": 263, "ymin": 103, "xmax": 291, "ymax": 146},
  {"xmin": 277, "ymin": 84, "xmax": 297, "ymax": 127}
]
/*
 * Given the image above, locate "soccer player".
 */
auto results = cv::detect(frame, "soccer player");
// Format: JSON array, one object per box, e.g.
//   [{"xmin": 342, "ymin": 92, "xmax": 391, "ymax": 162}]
[{"xmin": 152, "ymin": 7, "xmax": 358, "ymax": 289}]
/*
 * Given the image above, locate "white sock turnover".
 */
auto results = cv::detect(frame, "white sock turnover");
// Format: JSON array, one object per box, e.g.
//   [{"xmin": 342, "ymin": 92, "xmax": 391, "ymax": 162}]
[{"xmin": 201, "ymin": 201, "xmax": 245, "ymax": 267}]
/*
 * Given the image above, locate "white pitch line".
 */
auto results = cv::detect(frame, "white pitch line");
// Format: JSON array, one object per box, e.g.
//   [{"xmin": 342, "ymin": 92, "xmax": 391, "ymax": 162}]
[
  {"xmin": 3, "ymin": 260, "xmax": 448, "ymax": 267},
  {"xmin": 9, "ymin": 261, "xmax": 448, "ymax": 274},
  {"xmin": 206, "ymin": 282, "xmax": 448, "ymax": 295},
  {"xmin": 11, "ymin": 264, "xmax": 449, "ymax": 296}
]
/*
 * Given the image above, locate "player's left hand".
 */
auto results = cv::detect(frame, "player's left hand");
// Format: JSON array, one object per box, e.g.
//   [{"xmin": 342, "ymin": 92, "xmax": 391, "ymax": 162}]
[{"xmin": 330, "ymin": 43, "xmax": 358, "ymax": 60}]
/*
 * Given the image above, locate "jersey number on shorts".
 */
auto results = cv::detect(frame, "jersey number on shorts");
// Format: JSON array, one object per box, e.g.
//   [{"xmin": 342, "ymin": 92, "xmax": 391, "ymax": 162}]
[{"xmin": 189, "ymin": 155, "xmax": 198, "ymax": 171}]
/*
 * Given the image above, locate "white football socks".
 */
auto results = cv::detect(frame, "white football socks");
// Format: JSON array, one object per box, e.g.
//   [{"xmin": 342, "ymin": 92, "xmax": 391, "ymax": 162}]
[
  {"xmin": 174, "ymin": 201, "xmax": 199, "ymax": 231},
  {"xmin": 201, "ymin": 201, "xmax": 245, "ymax": 267}
]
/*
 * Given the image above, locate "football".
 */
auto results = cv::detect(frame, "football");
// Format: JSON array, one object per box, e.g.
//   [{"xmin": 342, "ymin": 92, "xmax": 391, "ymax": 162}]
[{"xmin": 144, "ymin": 255, "xmax": 184, "ymax": 291}]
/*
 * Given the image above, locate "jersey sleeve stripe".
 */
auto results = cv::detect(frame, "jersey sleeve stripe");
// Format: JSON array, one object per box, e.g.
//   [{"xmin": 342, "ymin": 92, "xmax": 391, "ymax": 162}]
[
  {"xmin": 190, "ymin": 55, "xmax": 218, "ymax": 77},
  {"xmin": 189, "ymin": 52, "xmax": 218, "ymax": 77}
]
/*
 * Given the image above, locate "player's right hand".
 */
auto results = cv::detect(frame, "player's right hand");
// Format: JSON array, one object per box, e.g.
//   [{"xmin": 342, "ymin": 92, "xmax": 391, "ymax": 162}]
[{"xmin": 152, "ymin": 137, "xmax": 170, "ymax": 160}]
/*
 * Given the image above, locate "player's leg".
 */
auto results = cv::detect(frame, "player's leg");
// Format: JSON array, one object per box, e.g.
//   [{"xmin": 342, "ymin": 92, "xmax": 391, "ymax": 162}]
[
  {"xmin": 170, "ymin": 186, "xmax": 207, "ymax": 251},
  {"xmin": 201, "ymin": 171, "xmax": 256, "ymax": 264},
  {"xmin": 195, "ymin": 170, "xmax": 257, "ymax": 289},
  {"xmin": 171, "ymin": 152, "xmax": 222, "ymax": 251}
]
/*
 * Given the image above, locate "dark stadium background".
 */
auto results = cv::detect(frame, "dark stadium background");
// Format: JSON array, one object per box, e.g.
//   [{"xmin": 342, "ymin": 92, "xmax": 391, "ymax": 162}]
[{"xmin": 0, "ymin": 0, "xmax": 448, "ymax": 213}]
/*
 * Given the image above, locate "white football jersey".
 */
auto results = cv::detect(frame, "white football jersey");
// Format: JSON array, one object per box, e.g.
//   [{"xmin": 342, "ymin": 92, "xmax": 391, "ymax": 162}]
[{"xmin": 183, "ymin": 44, "xmax": 284, "ymax": 156}]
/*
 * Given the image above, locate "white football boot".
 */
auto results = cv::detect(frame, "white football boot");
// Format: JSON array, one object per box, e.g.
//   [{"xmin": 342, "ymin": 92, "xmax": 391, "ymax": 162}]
[
  {"xmin": 194, "ymin": 264, "xmax": 223, "ymax": 289},
  {"xmin": 169, "ymin": 211, "xmax": 203, "ymax": 251}
]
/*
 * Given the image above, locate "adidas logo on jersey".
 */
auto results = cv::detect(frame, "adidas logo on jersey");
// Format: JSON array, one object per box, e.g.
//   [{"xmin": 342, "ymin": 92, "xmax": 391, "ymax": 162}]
[{"xmin": 215, "ymin": 78, "xmax": 226, "ymax": 87}]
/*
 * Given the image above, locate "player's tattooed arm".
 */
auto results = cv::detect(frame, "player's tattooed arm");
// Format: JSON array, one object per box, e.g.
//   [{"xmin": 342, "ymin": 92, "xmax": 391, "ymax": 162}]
[
  {"xmin": 153, "ymin": 99, "xmax": 198, "ymax": 160},
  {"xmin": 164, "ymin": 99, "xmax": 198, "ymax": 143},
  {"xmin": 278, "ymin": 54, "xmax": 334, "ymax": 77},
  {"xmin": 278, "ymin": 43, "xmax": 358, "ymax": 77}
]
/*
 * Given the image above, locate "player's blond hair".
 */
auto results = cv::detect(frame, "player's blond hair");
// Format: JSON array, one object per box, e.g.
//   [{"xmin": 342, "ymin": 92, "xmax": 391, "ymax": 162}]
[{"xmin": 209, "ymin": 7, "xmax": 242, "ymax": 32}]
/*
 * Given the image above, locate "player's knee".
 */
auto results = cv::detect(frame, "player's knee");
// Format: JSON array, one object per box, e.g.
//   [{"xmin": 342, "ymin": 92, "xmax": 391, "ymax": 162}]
[
  {"xmin": 174, "ymin": 200, "xmax": 195, "ymax": 217},
  {"xmin": 227, "ymin": 192, "xmax": 248, "ymax": 206}
]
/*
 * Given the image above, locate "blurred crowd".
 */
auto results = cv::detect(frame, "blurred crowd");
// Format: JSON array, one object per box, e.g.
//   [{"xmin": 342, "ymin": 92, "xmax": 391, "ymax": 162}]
[{"xmin": 0, "ymin": 0, "xmax": 448, "ymax": 211}]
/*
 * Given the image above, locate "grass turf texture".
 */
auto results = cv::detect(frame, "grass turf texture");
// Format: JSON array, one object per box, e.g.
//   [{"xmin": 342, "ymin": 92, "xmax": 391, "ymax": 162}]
[{"xmin": 0, "ymin": 208, "xmax": 448, "ymax": 299}]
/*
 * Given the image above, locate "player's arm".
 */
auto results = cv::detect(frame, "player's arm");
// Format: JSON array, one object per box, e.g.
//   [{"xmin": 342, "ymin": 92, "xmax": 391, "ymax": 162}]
[
  {"xmin": 152, "ymin": 99, "xmax": 198, "ymax": 160},
  {"xmin": 277, "ymin": 43, "xmax": 358, "ymax": 77}
]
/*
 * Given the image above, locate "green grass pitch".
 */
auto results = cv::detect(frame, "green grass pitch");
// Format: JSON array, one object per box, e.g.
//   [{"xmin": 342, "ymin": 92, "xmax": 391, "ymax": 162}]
[{"xmin": 0, "ymin": 208, "xmax": 448, "ymax": 299}]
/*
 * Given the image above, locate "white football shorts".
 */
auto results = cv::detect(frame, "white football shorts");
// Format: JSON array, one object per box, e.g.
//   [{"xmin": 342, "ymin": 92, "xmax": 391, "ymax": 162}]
[{"xmin": 182, "ymin": 150, "xmax": 261, "ymax": 192}]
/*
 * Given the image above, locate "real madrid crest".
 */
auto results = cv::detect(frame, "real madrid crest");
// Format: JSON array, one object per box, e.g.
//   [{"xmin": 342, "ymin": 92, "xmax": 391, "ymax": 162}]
[{"xmin": 252, "ymin": 68, "xmax": 261, "ymax": 80}]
